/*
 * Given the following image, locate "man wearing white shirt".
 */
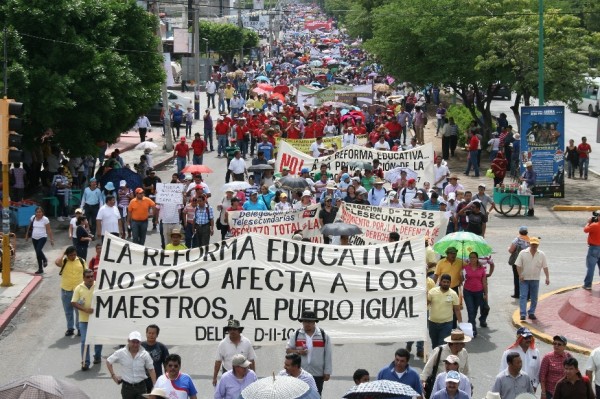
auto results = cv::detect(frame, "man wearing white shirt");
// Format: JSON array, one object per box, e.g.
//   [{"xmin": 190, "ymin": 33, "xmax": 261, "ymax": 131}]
[
  {"xmin": 499, "ymin": 327, "xmax": 541, "ymax": 392},
  {"xmin": 186, "ymin": 174, "xmax": 211, "ymax": 198},
  {"xmin": 228, "ymin": 150, "xmax": 247, "ymax": 181},
  {"xmin": 134, "ymin": 113, "xmax": 152, "ymax": 143},
  {"xmin": 433, "ymin": 155, "xmax": 450, "ymax": 192},
  {"xmin": 368, "ymin": 179, "xmax": 387, "ymax": 206},
  {"xmin": 96, "ymin": 195, "xmax": 123, "ymax": 240},
  {"xmin": 374, "ymin": 135, "xmax": 391, "ymax": 151},
  {"xmin": 342, "ymin": 127, "xmax": 358, "ymax": 148},
  {"xmin": 206, "ymin": 79, "xmax": 217, "ymax": 109},
  {"xmin": 310, "ymin": 137, "xmax": 324, "ymax": 158}
]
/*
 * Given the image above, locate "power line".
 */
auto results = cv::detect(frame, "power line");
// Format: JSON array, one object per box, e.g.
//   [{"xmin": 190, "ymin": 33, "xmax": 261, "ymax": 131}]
[{"xmin": 327, "ymin": 9, "xmax": 600, "ymax": 17}]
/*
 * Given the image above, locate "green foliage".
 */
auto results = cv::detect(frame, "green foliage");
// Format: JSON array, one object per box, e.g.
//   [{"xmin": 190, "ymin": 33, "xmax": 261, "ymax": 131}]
[
  {"xmin": 199, "ymin": 21, "xmax": 259, "ymax": 65},
  {"xmin": 446, "ymin": 105, "xmax": 473, "ymax": 147},
  {"xmin": 1, "ymin": 0, "xmax": 164, "ymax": 156}
]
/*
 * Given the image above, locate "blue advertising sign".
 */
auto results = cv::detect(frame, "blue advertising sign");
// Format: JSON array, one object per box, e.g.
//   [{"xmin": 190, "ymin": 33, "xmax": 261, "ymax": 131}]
[{"xmin": 519, "ymin": 106, "xmax": 565, "ymax": 198}]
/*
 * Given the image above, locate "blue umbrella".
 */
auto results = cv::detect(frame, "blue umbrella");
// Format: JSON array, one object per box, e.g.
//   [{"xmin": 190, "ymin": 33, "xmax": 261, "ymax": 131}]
[
  {"xmin": 99, "ymin": 168, "xmax": 143, "ymax": 191},
  {"xmin": 255, "ymin": 76, "xmax": 270, "ymax": 82},
  {"xmin": 309, "ymin": 81, "xmax": 323, "ymax": 87}
]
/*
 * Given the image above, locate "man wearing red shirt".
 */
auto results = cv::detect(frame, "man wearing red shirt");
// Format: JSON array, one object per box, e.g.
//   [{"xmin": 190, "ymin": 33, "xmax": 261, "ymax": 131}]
[
  {"xmin": 354, "ymin": 119, "xmax": 367, "ymax": 136},
  {"xmin": 235, "ymin": 118, "xmax": 250, "ymax": 158},
  {"xmin": 304, "ymin": 120, "xmax": 316, "ymax": 139},
  {"xmin": 577, "ymin": 136, "xmax": 592, "ymax": 179},
  {"xmin": 173, "ymin": 137, "xmax": 190, "ymax": 174},
  {"xmin": 248, "ymin": 114, "xmax": 262, "ymax": 157},
  {"xmin": 385, "ymin": 118, "xmax": 402, "ymax": 146},
  {"xmin": 215, "ymin": 117, "xmax": 230, "ymax": 158},
  {"xmin": 464, "ymin": 130, "xmax": 480, "ymax": 177},
  {"xmin": 285, "ymin": 120, "xmax": 302, "ymax": 139},
  {"xmin": 191, "ymin": 133, "xmax": 207, "ymax": 165},
  {"xmin": 313, "ymin": 117, "xmax": 325, "ymax": 137}
]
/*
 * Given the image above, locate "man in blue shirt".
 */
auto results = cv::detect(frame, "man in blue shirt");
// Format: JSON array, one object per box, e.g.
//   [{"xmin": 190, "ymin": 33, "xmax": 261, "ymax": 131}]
[
  {"xmin": 256, "ymin": 135, "xmax": 274, "ymax": 160},
  {"xmin": 242, "ymin": 191, "xmax": 267, "ymax": 211},
  {"xmin": 377, "ymin": 348, "xmax": 423, "ymax": 399},
  {"xmin": 431, "ymin": 370, "xmax": 470, "ymax": 399}
]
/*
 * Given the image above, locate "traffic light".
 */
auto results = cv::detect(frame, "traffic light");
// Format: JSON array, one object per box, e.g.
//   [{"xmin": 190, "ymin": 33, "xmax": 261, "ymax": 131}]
[{"xmin": 0, "ymin": 98, "xmax": 25, "ymax": 164}]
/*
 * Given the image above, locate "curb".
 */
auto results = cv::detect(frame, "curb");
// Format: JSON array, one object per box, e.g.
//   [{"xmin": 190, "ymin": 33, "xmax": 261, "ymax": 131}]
[
  {"xmin": 0, "ymin": 274, "xmax": 43, "ymax": 333},
  {"xmin": 511, "ymin": 283, "xmax": 599, "ymax": 355},
  {"xmin": 552, "ymin": 205, "xmax": 600, "ymax": 211},
  {"xmin": 153, "ymin": 155, "xmax": 176, "ymax": 171}
]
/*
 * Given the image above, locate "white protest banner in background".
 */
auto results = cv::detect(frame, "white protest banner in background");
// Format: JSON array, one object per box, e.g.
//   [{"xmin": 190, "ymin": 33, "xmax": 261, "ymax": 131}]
[
  {"xmin": 227, "ymin": 204, "xmax": 323, "ymax": 242},
  {"xmin": 86, "ymin": 234, "xmax": 427, "ymax": 345},
  {"xmin": 337, "ymin": 203, "xmax": 448, "ymax": 245},
  {"xmin": 155, "ymin": 183, "xmax": 185, "ymax": 204},
  {"xmin": 277, "ymin": 142, "xmax": 435, "ymax": 184}
]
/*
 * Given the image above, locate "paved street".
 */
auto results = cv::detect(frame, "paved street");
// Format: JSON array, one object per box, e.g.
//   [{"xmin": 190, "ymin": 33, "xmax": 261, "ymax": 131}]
[{"xmin": 0, "ymin": 92, "xmax": 596, "ymax": 398}]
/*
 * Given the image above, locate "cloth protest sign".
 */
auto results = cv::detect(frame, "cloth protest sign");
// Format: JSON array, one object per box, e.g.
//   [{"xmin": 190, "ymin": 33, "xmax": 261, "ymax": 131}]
[
  {"xmin": 337, "ymin": 203, "xmax": 448, "ymax": 245},
  {"xmin": 297, "ymin": 84, "xmax": 373, "ymax": 107},
  {"xmin": 86, "ymin": 234, "xmax": 427, "ymax": 345},
  {"xmin": 227, "ymin": 204, "xmax": 323, "ymax": 242},
  {"xmin": 276, "ymin": 141, "xmax": 435, "ymax": 184},
  {"xmin": 155, "ymin": 183, "xmax": 185, "ymax": 204}
]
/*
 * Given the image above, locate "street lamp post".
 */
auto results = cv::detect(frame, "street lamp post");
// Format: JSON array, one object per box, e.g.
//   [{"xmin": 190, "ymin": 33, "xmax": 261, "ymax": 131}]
[{"xmin": 538, "ymin": 0, "xmax": 544, "ymax": 106}]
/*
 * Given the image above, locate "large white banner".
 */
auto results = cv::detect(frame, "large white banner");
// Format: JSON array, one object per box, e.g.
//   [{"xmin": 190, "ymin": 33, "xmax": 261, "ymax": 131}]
[
  {"xmin": 276, "ymin": 142, "xmax": 435, "ymax": 184},
  {"xmin": 297, "ymin": 84, "xmax": 373, "ymax": 107},
  {"xmin": 338, "ymin": 203, "xmax": 448, "ymax": 245},
  {"xmin": 86, "ymin": 235, "xmax": 427, "ymax": 345}
]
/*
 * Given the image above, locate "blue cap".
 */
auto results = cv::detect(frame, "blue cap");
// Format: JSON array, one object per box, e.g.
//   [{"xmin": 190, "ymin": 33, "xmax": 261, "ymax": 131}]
[
  {"xmin": 519, "ymin": 226, "xmax": 528, "ymax": 233},
  {"xmin": 301, "ymin": 167, "xmax": 310, "ymax": 174},
  {"xmin": 341, "ymin": 173, "xmax": 350, "ymax": 180},
  {"xmin": 517, "ymin": 327, "xmax": 532, "ymax": 337}
]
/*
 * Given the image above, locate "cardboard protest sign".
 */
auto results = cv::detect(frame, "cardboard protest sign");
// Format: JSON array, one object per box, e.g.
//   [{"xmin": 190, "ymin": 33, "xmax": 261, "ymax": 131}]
[
  {"xmin": 337, "ymin": 203, "xmax": 448, "ymax": 245},
  {"xmin": 86, "ymin": 234, "xmax": 427, "ymax": 345},
  {"xmin": 155, "ymin": 183, "xmax": 185, "ymax": 204},
  {"xmin": 276, "ymin": 142, "xmax": 435, "ymax": 184}
]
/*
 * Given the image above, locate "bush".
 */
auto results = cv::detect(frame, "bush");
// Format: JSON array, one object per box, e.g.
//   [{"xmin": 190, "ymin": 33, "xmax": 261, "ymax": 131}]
[{"xmin": 446, "ymin": 105, "xmax": 496, "ymax": 148}]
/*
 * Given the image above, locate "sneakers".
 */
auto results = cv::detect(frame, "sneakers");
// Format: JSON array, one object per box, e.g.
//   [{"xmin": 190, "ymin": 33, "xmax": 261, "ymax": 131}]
[
  {"xmin": 34, "ymin": 270, "xmax": 44, "ymax": 275},
  {"xmin": 65, "ymin": 329, "xmax": 75, "ymax": 336},
  {"xmin": 583, "ymin": 285, "xmax": 592, "ymax": 290},
  {"xmin": 81, "ymin": 363, "xmax": 89, "ymax": 371},
  {"xmin": 57, "ymin": 216, "xmax": 65, "ymax": 222},
  {"xmin": 93, "ymin": 356, "xmax": 102, "ymax": 364},
  {"xmin": 520, "ymin": 315, "xmax": 526, "ymax": 321},
  {"xmin": 76, "ymin": 329, "xmax": 81, "ymax": 337},
  {"xmin": 43, "ymin": 260, "xmax": 48, "ymax": 268},
  {"xmin": 528, "ymin": 314, "xmax": 537, "ymax": 320},
  {"xmin": 480, "ymin": 321, "xmax": 488, "ymax": 328}
]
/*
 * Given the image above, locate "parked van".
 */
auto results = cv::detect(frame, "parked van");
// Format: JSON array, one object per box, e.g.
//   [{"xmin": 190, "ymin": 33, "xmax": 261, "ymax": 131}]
[{"xmin": 571, "ymin": 76, "xmax": 600, "ymax": 116}]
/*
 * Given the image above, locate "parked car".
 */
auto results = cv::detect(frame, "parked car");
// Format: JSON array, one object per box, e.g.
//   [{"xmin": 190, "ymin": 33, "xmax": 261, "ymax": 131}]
[
  {"xmin": 167, "ymin": 90, "xmax": 193, "ymax": 109},
  {"xmin": 491, "ymin": 84, "xmax": 511, "ymax": 101}
]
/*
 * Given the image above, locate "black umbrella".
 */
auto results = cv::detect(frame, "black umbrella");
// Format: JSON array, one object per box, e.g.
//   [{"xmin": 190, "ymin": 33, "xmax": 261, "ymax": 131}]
[
  {"xmin": 342, "ymin": 380, "xmax": 419, "ymax": 398},
  {"xmin": 99, "ymin": 167, "xmax": 143, "ymax": 191},
  {"xmin": 248, "ymin": 164, "xmax": 274, "ymax": 172},
  {"xmin": 276, "ymin": 176, "xmax": 310, "ymax": 191},
  {"xmin": 321, "ymin": 222, "xmax": 363, "ymax": 237}
]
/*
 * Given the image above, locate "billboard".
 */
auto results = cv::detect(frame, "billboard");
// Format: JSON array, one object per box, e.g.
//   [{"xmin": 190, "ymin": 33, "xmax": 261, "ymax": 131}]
[{"xmin": 519, "ymin": 106, "xmax": 565, "ymax": 198}]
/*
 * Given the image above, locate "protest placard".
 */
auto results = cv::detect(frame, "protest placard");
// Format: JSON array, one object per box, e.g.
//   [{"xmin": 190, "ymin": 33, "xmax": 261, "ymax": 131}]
[
  {"xmin": 337, "ymin": 203, "xmax": 448, "ymax": 245},
  {"xmin": 276, "ymin": 141, "xmax": 435, "ymax": 184},
  {"xmin": 155, "ymin": 183, "xmax": 185, "ymax": 204},
  {"xmin": 227, "ymin": 204, "xmax": 323, "ymax": 242},
  {"xmin": 86, "ymin": 234, "xmax": 427, "ymax": 345}
]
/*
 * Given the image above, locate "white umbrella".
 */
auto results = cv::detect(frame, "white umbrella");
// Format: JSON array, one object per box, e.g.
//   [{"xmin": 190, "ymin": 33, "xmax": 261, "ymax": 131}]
[
  {"xmin": 240, "ymin": 375, "xmax": 320, "ymax": 399},
  {"xmin": 134, "ymin": 141, "xmax": 158, "ymax": 150},
  {"xmin": 343, "ymin": 380, "xmax": 420, "ymax": 398},
  {"xmin": 384, "ymin": 167, "xmax": 418, "ymax": 184}
]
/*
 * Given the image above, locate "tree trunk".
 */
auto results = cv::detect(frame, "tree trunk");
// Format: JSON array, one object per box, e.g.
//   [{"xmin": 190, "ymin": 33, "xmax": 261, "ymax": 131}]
[{"xmin": 510, "ymin": 93, "xmax": 522, "ymax": 132}]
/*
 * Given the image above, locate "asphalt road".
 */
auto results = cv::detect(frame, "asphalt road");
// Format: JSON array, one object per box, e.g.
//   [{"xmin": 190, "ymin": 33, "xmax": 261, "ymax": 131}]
[
  {"xmin": 0, "ymin": 92, "xmax": 595, "ymax": 398},
  {"xmin": 489, "ymin": 98, "xmax": 600, "ymax": 174}
]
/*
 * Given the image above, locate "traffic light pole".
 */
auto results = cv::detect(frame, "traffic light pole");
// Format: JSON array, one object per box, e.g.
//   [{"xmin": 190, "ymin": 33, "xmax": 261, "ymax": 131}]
[{"xmin": 1, "ymin": 161, "xmax": 11, "ymax": 286}]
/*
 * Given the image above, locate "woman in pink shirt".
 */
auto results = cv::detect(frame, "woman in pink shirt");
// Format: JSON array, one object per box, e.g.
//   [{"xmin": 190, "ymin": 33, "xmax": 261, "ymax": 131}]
[{"xmin": 463, "ymin": 251, "xmax": 488, "ymax": 337}]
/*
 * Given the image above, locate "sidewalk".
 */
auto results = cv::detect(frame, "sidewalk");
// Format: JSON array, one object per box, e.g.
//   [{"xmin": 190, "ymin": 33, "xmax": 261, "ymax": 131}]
[{"xmin": 0, "ymin": 272, "xmax": 43, "ymax": 332}]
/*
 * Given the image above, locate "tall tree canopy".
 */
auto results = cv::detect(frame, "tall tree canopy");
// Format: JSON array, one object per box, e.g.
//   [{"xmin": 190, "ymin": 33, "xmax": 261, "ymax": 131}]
[
  {"xmin": 199, "ymin": 21, "xmax": 259, "ymax": 66},
  {"xmin": 0, "ymin": 0, "xmax": 164, "ymax": 155}
]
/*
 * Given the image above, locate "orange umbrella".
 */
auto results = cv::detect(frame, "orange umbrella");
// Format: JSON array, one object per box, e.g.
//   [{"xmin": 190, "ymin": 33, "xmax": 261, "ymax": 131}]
[
  {"xmin": 270, "ymin": 92, "xmax": 286, "ymax": 102},
  {"xmin": 273, "ymin": 85, "xmax": 290, "ymax": 95},
  {"xmin": 257, "ymin": 83, "xmax": 274, "ymax": 91},
  {"xmin": 181, "ymin": 165, "xmax": 214, "ymax": 174}
]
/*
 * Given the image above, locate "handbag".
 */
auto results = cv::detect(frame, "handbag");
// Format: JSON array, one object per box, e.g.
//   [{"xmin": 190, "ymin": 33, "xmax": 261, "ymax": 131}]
[
  {"xmin": 424, "ymin": 345, "xmax": 444, "ymax": 399},
  {"xmin": 485, "ymin": 168, "xmax": 495, "ymax": 179}
]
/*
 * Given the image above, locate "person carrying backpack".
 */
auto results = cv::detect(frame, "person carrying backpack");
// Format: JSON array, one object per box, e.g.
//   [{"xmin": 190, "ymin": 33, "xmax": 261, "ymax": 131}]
[
  {"xmin": 54, "ymin": 246, "xmax": 87, "ymax": 337},
  {"xmin": 507, "ymin": 226, "xmax": 530, "ymax": 298}
]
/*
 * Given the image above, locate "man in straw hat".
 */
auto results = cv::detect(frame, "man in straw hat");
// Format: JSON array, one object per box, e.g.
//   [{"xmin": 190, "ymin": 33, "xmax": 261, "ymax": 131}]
[
  {"xmin": 431, "ymin": 370, "xmax": 470, "ymax": 399},
  {"xmin": 286, "ymin": 310, "xmax": 332, "ymax": 395},
  {"xmin": 493, "ymin": 352, "xmax": 534, "ymax": 399},
  {"xmin": 214, "ymin": 354, "xmax": 258, "ymax": 399},
  {"xmin": 368, "ymin": 178, "xmax": 387, "ymax": 206},
  {"xmin": 212, "ymin": 317, "xmax": 256, "ymax": 386},
  {"xmin": 421, "ymin": 329, "xmax": 471, "ymax": 387},
  {"xmin": 143, "ymin": 388, "xmax": 168, "ymax": 399},
  {"xmin": 165, "ymin": 228, "xmax": 187, "ymax": 250}
]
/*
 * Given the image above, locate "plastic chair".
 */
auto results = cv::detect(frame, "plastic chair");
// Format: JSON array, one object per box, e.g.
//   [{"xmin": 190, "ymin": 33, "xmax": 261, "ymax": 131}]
[
  {"xmin": 42, "ymin": 196, "xmax": 59, "ymax": 217},
  {"xmin": 69, "ymin": 190, "xmax": 82, "ymax": 209}
]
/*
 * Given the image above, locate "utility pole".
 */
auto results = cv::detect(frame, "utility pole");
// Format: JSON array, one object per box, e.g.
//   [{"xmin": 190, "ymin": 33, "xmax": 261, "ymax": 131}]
[
  {"xmin": 238, "ymin": 0, "xmax": 244, "ymax": 65},
  {"xmin": 268, "ymin": 11, "xmax": 273, "ymax": 59},
  {"xmin": 538, "ymin": 0, "xmax": 545, "ymax": 106},
  {"xmin": 193, "ymin": 6, "xmax": 200, "ymax": 119},
  {"xmin": 151, "ymin": 0, "xmax": 173, "ymax": 150}
]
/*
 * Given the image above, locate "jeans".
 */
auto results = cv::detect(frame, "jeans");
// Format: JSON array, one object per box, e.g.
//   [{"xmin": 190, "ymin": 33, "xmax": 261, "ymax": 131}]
[
  {"xmin": 185, "ymin": 121, "xmax": 192, "ymax": 137},
  {"xmin": 131, "ymin": 220, "xmax": 148, "ymax": 245},
  {"xmin": 580, "ymin": 157, "xmax": 589, "ymax": 178},
  {"xmin": 584, "ymin": 245, "xmax": 600, "ymax": 288},
  {"xmin": 567, "ymin": 160, "xmax": 578, "ymax": 178},
  {"xmin": 519, "ymin": 280, "xmax": 540, "ymax": 317},
  {"xmin": 406, "ymin": 340, "xmax": 424, "ymax": 354},
  {"xmin": 489, "ymin": 150, "xmax": 498, "ymax": 162},
  {"xmin": 463, "ymin": 289, "xmax": 484, "ymax": 336},
  {"xmin": 61, "ymin": 289, "xmax": 79, "ymax": 331},
  {"xmin": 207, "ymin": 93, "xmax": 215, "ymax": 108},
  {"xmin": 204, "ymin": 129, "xmax": 214, "ymax": 151},
  {"xmin": 239, "ymin": 140, "xmax": 248, "ymax": 157},
  {"xmin": 218, "ymin": 98, "xmax": 225, "ymax": 113},
  {"xmin": 436, "ymin": 117, "xmax": 445, "ymax": 134},
  {"xmin": 184, "ymin": 222, "xmax": 197, "ymax": 248},
  {"xmin": 32, "ymin": 237, "xmax": 48, "ymax": 271},
  {"xmin": 79, "ymin": 322, "xmax": 102, "ymax": 366},
  {"xmin": 217, "ymin": 135, "xmax": 228, "ymax": 156},
  {"xmin": 193, "ymin": 154, "xmax": 203, "ymax": 165},
  {"xmin": 84, "ymin": 204, "xmax": 100, "ymax": 237},
  {"xmin": 465, "ymin": 150, "xmax": 480, "ymax": 176},
  {"xmin": 428, "ymin": 320, "xmax": 453, "ymax": 348},
  {"xmin": 176, "ymin": 157, "xmax": 186, "ymax": 173}
]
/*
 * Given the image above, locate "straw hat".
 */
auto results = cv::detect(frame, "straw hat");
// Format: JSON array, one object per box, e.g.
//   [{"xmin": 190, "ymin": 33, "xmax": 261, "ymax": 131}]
[{"xmin": 444, "ymin": 329, "xmax": 472, "ymax": 343}]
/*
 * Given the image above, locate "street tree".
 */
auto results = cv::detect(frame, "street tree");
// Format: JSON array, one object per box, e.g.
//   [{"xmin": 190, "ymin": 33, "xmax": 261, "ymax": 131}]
[
  {"xmin": 2, "ymin": 0, "xmax": 164, "ymax": 156},
  {"xmin": 199, "ymin": 21, "xmax": 259, "ymax": 67}
]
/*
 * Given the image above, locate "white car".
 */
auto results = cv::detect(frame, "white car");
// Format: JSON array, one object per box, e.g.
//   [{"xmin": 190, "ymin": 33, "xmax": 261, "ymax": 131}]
[{"xmin": 167, "ymin": 90, "xmax": 193, "ymax": 109}]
